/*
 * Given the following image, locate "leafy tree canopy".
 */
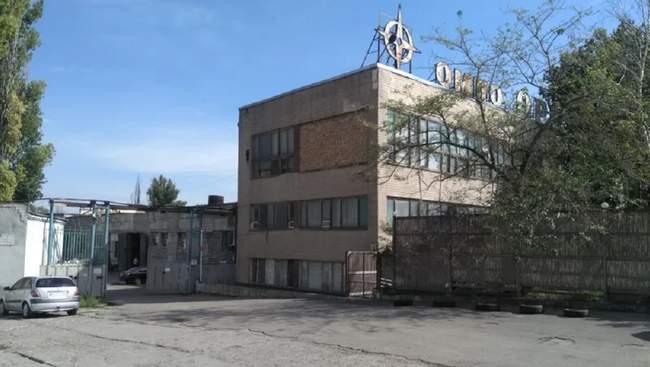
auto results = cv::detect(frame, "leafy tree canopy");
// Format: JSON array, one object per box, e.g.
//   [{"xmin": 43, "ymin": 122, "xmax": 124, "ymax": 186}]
[
  {"xmin": 146, "ymin": 175, "xmax": 186, "ymax": 207},
  {"xmin": 0, "ymin": 0, "xmax": 53, "ymax": 202}
]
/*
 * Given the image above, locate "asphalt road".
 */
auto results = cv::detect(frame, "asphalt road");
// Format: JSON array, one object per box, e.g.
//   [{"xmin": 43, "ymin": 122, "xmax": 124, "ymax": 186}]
[{"xmin": 0, "ymin": 286, "xmax": 648, "ymax": 367}]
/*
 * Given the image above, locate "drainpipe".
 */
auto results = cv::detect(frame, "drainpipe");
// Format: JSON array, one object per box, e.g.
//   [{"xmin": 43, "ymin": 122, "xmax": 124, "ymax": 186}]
[
  {"xmin": 103, "ymin": 202, "xmax": 111, "ymax": 266},
  {"xmin": 89, "ymin": 201, "xmax": 97, "ymax": 264},
  {"xmin": 189, "ymin": 209, "xmax": 196, "ymax": 288},
  {"xmin": 47, "ymin": 199, "xmax": 55, "ymax": 265},
  {"xmin": 199, "ymin": 209, "xmax": 204, "ymax": 284}
]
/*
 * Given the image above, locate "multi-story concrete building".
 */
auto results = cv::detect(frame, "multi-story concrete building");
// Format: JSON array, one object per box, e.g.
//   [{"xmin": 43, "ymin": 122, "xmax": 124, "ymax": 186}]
[{"xmin": 237, "ymin": 63, "xmax": 494, "ymax": 294}]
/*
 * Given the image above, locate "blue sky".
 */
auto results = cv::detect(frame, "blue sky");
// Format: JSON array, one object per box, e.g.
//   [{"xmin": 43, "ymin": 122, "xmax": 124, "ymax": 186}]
[{"xmin": 32, "ymin": 0, "xmax": 612, "ymax": 205}]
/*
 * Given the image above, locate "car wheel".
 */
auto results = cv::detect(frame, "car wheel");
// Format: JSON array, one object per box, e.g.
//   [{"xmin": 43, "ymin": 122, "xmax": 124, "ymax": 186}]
[
  {"xmin": 22, "ymin": 303, "xmax": 32, "ymax": 319},
  {"xmin": 0, "ymin": 301, "xmax": 7, "ymax": 317},
  {"xmin": 134, "ymin": 278, "xmax": 142, "ymax": 286},
  {"xmin": 67, "ymin": 309, "xmax": 78, "ymax": 316}
]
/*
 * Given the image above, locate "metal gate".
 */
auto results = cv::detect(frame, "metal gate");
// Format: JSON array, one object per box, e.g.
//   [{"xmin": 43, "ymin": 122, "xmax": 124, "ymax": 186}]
[{"xmin": 346, "ymin": 251, "xmax": 377, "ymax": 297}]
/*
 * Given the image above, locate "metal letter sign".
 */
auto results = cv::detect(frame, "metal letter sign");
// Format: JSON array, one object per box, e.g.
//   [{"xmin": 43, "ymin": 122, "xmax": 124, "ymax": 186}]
[{"xmin": 377, "ymin": 5, "xmax": 419, "ymax": 70}]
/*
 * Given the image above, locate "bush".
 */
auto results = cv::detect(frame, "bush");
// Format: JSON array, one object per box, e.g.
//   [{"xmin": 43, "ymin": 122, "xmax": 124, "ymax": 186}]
[{"xmin": 80, "ymin": 295, "xmax": 106, "ymax": 308}]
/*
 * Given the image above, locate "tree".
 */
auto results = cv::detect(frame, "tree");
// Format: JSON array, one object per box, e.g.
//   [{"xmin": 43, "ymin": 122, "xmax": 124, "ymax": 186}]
[
  {"xmin": 0, "ymin": 0, "xmax": 53, "ymax": 201},
  {"xmin": 378, "ymin": 0, "xmax": 650, "ymax": 252},
  {"xmin": 146, "ymin": 175, "xmax": 186, "ymax": 207}
]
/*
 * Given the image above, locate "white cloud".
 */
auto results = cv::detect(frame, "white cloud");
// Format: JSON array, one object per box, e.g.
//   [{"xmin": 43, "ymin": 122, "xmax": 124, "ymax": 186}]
[{"xmin": 89, "ymin": 128, "xmax": 238, "ymax": 177}]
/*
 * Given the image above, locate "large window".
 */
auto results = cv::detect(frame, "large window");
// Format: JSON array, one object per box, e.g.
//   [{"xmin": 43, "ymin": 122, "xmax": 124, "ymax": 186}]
[
  {"xmin": 386, "ymin": 197, "xmax": 487, "ymax": 226},
  {"xmin": 252, "ymin": 127, "xmax": 296, "ymax": 178},
  {"xmin": 250, "ymin": 202, "xmax": 297, "ymax": 230},
  {"xmin": 301, "ymin": 196, "xmax": 368, "ymax": 229},
  {"xmin": 251, "ymin": 258, "xmax": 343, "ymax": 293},
  {"xmin": 387, "ymin": 110, "xmax": 505, "ymax": 180},
  {"xmin": 250, "ymin": 195, "xmax": 368, "ymax": 231}
]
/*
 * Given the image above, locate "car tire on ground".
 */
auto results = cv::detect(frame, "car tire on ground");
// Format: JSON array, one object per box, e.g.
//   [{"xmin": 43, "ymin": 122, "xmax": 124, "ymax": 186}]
[
  {"xmin": 0, "ymin": 301, "xmax": 7, "ymax": 317},
  {"xmin": 22, "ymin": 303, "xmax": 32, "ymax": 319},
  {"xmin": 393, "ymin": 298, "xmax": 414, "ymax": 307},
  {"xmin": 432, "ymin": 297, "xmax": 456, "ymax": 308},
  {"xmin": 563, "ymin": 308, "xmax": 589, "ymax": 318},
  {"xmin": 519, "ymin": 304, "xmax": 544, "ymax": 314},
  {"xmin": 475, "ymin": 302, "xmax": 500, "ymax": 311},
  {"xmin": 67, "ymin": 309, "xmax": 78, "ymax": 316},
  {"xmin": 134, "ymin": 278, "xmax": 142, "ymax": 286}
]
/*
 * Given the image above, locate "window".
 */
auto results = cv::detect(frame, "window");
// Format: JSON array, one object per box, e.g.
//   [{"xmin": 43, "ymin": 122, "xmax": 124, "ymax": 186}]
[
  {"xmin": 250, "ymin": 204, "xmax": 268, "ymax": 229},
  {"xmin": 251, "ymin": 202, "xmax": 297, "ymax": 230},
  {"xmin": 305, "ymin": 200, "xmax": 321, "ymax": 228},
  {"xmin": 332, "ymin": 199, "xmax": 341, "ymax": 227},
  {"xmin": 252, "ymin": 127, "xmax": 296, "ymax": 178},
  {"xmin": 387, "ymin": 197, "xmax": 487, "ymax": 226},
  {"xmin": 303, "ymin": 196, "xmax": 368, "ymax": 229},
  {"xmin": 387, "ymin": 109, "xmax": 505, "ymax": 180},
  {"xmin": 252, "ymin": 196, "xmax": 368, "ymax": 231},
  {"xmin": 36, "ymin": 278, "xmax": 75, "ymax": 288},
  {"xmin": 342, "ymin": 197, "xmax": 359, "ymax": 227},
  {"xmin": 321, "ymin": 199, "xmax": 332, "ymax": 228}
]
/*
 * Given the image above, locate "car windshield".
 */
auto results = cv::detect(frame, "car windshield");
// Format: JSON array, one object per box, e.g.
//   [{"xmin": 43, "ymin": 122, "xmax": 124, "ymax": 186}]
[{"xmin": 35, "ymin": 278, "xmax": 75, "ymax": 288}]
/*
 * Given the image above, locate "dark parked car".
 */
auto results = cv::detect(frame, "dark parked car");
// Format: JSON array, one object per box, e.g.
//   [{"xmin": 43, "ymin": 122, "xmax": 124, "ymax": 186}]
[{"xmin": 119, "ymin": 267, "xmax": 147, "ymax": 285}]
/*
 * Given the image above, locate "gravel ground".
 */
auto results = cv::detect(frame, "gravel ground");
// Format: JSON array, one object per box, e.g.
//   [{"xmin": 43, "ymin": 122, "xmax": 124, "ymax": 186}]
[{"xmin": 0, "ymin": 286, "xmax": 648, "ymax": 367}]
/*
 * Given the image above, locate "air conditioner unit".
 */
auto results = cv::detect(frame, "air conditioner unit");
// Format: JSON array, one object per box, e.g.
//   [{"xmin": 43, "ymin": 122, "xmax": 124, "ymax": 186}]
[
  {"xmin": 287, "ymin": 221, "xmax": 296, "ymax": 230},
  {"xmin": 250, "ymin": 221, "xmax": 260, "ymax": 230}
]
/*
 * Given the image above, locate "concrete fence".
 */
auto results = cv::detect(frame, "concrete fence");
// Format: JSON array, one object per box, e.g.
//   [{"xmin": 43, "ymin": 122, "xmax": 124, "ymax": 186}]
[{"xmin": 391, "ymin": 212, "xmax": 650, "ymax": 296}]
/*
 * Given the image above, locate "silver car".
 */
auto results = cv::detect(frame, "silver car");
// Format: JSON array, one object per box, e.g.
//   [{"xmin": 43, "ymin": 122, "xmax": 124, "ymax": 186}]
[{"xmin": 0, "ymin": 276, "xmax": 80, "ymax": 318}]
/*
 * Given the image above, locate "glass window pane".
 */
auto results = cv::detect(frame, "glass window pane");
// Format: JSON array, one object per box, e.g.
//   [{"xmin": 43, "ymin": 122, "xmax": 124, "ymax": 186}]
[
  {"xmin": 387, "ymin": 199, "xmax": 395, "ymax": 223},
  {"xmin": 299, "ymin": 261, "xmax": 309, "ymax": 289},
  {"xmin": 321, "ymin": 199, "xmax": 331, "ymax": 228},
  {"xmin": 271, "ymin": 131, "xmax": 279, "ymax": 156},
  {"xmin": 272, "ymin": 202, "xmax": 288, "ymax": 229},
  {"xmin": 395, "ymin": 200, "xmax": 409, "ymax": 217},
  {"xmin": 307, "ymin": 200, "xmax": 321, "ymax": 227},
  {"xmin": 428, "ymin": 153, "xmax": 440, "ymax": 171},
  {"xmin": 280, "ymin": 130, "xmax": 288, "ymax": 155},
  {"xmin": 265, "ymin": 259, "xmax": 275, "ymax": 286},
  {"xmin": 260, "ymin": 133, "xmax": 272, "ymax": 158},
  {"xmin": 274, "ymin": 260, "xmax": 288, "ymax": 287},
  {"xmin": 322, "ymin": 262, "xmax": 331, "ymax": 292},
  {"xmin": 332, "ymin": 263, "xmax": 343, "ymax": 293},
  {"xmin": 359, "ymin": 196, "xmax": 368, "ymax": 227},
  {"xmin": 308, "ymin": 262, "xmax": 322, "ymax": 290},
  {"xmin": 410, "ymin": 200, "xmax": 419, "ymax": 216},
  {"xmin": 332, "ymin": 199, "xmax": 341, "ymax": 227},
  {"xmin": 287, "ymin": 128, "xmax": 294, "ymax": 155},
  {"xmin": 301, "ymin": 202, "xmax": 308, "ymax": 227},
  {"xmin": 342, "ymin": 197, "xmax": 359, "ymax": 227}
]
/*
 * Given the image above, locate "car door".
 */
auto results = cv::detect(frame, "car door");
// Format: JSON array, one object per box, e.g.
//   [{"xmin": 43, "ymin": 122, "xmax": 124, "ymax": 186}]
[{"xmin": 5, "ymin": 278, "xmax": 26, "ymax": 311}]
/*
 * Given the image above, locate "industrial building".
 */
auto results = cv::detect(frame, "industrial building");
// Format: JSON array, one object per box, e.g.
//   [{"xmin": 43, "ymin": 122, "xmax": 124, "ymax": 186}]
[
  {"xmin": 237, "ymin": 64, "xmax": 496, "ymax": 294},
  {"xmin": 64, "ymin": 196, "xmax": 236, "ymax": 293}
]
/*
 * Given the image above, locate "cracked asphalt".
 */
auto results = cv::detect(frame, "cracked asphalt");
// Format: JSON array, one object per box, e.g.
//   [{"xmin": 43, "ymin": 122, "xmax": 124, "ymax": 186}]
[{"xmin": 0, "ymin": 286, "xmax": 649, "ymax": 367}]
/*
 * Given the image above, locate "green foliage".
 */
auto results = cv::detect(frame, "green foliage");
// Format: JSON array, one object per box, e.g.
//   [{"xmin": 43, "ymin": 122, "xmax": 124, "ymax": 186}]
[
  {"xmin": 0, "ymin": 0, "xmax": 52, "ymax": 202},
  {"xmin": 146, "ymin": 175, "xmax": 186, "ymax": 207},
  {"xmin": 79, "ymin": 295, "xmax": 106, "ymax": 309}
]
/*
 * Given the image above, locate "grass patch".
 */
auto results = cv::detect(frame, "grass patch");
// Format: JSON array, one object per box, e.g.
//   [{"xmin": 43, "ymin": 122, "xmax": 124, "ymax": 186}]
[{"xmin": 79, "ymin": 295, "xmax": 107, "ymax": 308}]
